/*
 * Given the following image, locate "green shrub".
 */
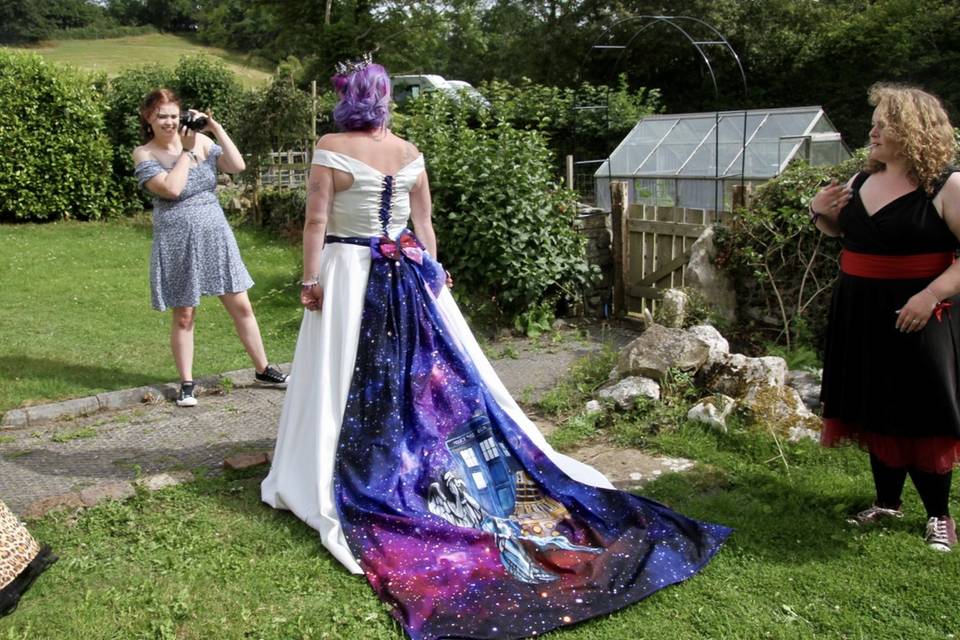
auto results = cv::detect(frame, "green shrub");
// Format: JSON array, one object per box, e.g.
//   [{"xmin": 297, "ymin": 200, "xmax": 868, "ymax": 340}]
[
  {"xmin": 233, "ymin": 58, "xmax": 314, "ymax": 189},
  {"xmin": 52, "ymin": 24, "xmax": 157, "ymax": 40},
  {"xmin": 715, "ymin": 154, "xmax": 864, "ymax": 352},
  {"xmin": 0, "ymin": 51, "xmax": 120, "ymax": 221},
  {"xmin": 257, "ymin": 187, "xmax": 306, "ymax": 240},
  {"xmin": 396, "ymin": 92, "xmax": 594, "ymax": 319}
]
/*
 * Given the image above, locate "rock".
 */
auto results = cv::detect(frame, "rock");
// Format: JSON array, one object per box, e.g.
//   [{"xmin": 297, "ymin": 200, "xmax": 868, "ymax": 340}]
[
  {"xmin": 740, "ymin": 385, "xmax": 821, "ymax": 435},
  {"xmin": 659, "ymin": 289, "xmax": 688, "ymax": 328},
  {"xmin": 22, "ymin": 493, "xmax": 83, "ymax": 519},
  {"xmin": 79, "ymin": 482, "xmax": 135, "ymax": 507},
  {"xmin": 616, "ymin": 324, "xmax": 711, "ymax": 381},
  {"xmin": 597, "ymin": 376, "xmax": 661, "ymax": 409},
  {"xmin": 700, "ymin": 353, "xmax": 788, "ymax": 398},
  {"xmin": 563, "ymin": 444, "xmax": 693, "ymax": 489},
  {"xmin": 788, "ymin": 426, "xmax": 821, "ymax": 443},
  {"xmin": 224, "ymin": 452, "xmax": 269, "ymax": 470},
  {"xmin": 786, "ymin": 369, "xmax": 822, "ymax": 412},
  {"xmin": 137, "ymin": 471, "xmax": 195, "ymax": 492},
  {"xmin": 686, "ymin": 394, "xmax": 737, "ymax": 432},
  {"xmin": 687, "ymin": 324, "xmax": 729, "ymax": 365},
  {"xmin": 685, "ymin": 226, "xmax": 737, "ymax": 322},
  {"xmin": 584, "ymin": 400, "xmax": 603, "ymax": 415}
]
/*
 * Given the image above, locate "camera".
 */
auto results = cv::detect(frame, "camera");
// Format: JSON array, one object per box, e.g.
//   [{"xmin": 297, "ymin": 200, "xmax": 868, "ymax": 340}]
[{"xmin": 179, "ymin": 111, "xmax": 208, "ymax": 131}]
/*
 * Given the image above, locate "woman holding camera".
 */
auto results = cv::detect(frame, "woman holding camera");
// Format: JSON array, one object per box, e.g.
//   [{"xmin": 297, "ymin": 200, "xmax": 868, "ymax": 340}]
[
  {"xmin": 813, "ymin": 83, "xmax": 959, "ymax": 552},
  {"xmin": 133, "ymin": 88, "xmax": 288, "ymax": 407}
]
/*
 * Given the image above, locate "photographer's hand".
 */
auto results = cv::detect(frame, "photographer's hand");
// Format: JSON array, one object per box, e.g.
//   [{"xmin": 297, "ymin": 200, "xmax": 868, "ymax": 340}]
[{"xmin": 205, "ymin": 109, "xmax": 246, "ymax": 173}]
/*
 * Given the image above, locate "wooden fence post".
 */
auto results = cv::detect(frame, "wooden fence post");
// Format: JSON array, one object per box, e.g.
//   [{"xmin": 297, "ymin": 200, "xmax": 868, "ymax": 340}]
[{"xmin": 610, "ymin": 180, "xmax": 629, "ymax": 316}]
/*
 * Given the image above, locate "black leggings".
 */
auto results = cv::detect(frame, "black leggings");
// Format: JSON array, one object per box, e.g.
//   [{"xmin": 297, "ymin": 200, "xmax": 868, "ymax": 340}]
[{"xmin": 871, "ymin": 453, "xmax": 953, "ymax": 517}]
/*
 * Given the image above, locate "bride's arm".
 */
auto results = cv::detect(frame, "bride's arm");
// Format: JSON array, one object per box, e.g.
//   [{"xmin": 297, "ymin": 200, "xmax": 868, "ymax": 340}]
[
  {"xmin": 301, "ymin": 163, "xmax": 334, "ymax": 310},
  {"xmin": 410, "ymin": 170, "xmax": 437, "ymax": 257}
]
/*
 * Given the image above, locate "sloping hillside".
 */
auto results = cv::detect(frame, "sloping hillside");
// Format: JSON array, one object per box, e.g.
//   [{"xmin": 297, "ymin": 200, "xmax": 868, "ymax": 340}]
[{"xmin": 7, "ymin": 33, "xmax": 271, "ymax": 87}]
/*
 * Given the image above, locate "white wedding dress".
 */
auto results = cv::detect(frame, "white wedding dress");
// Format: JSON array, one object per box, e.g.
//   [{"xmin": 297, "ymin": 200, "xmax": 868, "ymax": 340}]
[{"xmin": 261, "ymin": 149, "xmax": 614, "ymax": 575}]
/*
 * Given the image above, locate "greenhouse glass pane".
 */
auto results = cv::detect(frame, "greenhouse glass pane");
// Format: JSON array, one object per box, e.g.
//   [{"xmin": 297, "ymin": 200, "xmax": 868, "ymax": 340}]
[
  {"xmin": 627, "ymin": 118, "xmax": 677, "ymax": 144},
  {"xmin": 756, "ymin": 112, "xmax": 816, "ymax": 139},
  {"xmin": 666, "ymin": 117, "xmax": 715, "ymax": 143},
  {"xmin": 810, "ymin": 114, "xmax": 835, "ymax": 134}
]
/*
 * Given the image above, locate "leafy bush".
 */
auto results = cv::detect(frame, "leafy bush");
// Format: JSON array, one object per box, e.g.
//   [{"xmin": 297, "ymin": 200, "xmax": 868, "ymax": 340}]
[
  {"xmin": 0, "ymin": 51, "xmax": 120, "ymax": 221},
  {"xmin": 52, "ymin": 24, "xmax": 156, "ymax": 40},
  {"xmin": 233, "ymin": 57, "xmax": 314, "ymax": 189},
  {"xmin": 396, "ymin": 92, "xmax": 594, "ymax": 319},
  {"xmin": 257, "ymin": 187, "xmax": 306, "ymax": 240},
  {"xmin": 470, "ymin": 76, "xmax": 660, "ymax": 170},
  {"xmin": 715, "ymin": 154, "xmax": 865, "ymax": 352}
]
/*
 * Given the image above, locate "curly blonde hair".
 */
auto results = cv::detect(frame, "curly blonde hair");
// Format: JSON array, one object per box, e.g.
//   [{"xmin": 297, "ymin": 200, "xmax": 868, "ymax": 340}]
[{"xmin": 865, "ymin": 83, "xmax": 957, "ymax": 194}]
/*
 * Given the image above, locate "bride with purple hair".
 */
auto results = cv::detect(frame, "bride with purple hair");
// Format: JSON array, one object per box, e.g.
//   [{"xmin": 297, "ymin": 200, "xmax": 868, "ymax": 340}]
[{"xmin": 262, "ymin": 56, "xmax": 730, "ymax": 640}]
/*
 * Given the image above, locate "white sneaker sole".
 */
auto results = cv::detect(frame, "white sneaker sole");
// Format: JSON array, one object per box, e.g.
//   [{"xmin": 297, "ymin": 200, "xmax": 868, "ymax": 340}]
[{"xmin": 176, "ymin": 397, "xmax": 198, "ymax": 407}]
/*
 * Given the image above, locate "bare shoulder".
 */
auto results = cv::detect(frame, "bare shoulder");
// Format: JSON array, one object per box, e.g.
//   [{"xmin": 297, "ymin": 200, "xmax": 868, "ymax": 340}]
[
  {"xmin": 941, "ymin": 171, "xmax": 960, "ymax": 200},
  {"xmin": 315, "ymin": 133, "xmax": 346, "ymax": 151},
  {"xmin": 937, "ymin": 172, "xmax": 960, "ymax": 228},
  {"xmin": 196, "ymin": 132, "xmax": 214, "ymax": 151},
  {"xmin": 402, "ymin": 138, "xmax": 421, "ymax": 162},
  {"xmin": 132, "ymin": 144, "xmax": 152, "ymax": 164}
]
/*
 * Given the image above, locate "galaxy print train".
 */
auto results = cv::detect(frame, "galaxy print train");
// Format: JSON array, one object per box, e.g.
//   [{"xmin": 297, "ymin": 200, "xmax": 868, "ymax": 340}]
[{"xmin": 329, "ymin": 226, "xmax": 730, "ymax": 639}]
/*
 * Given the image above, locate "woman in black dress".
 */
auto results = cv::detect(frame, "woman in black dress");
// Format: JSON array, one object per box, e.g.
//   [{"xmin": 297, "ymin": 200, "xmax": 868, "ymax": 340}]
[{"xmin": 813, "ymin": 83, "xmax": 960, "ymax": 552}]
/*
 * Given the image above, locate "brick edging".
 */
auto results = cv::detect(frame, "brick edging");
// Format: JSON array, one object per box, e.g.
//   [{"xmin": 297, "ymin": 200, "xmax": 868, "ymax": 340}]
[{"xmin": 0, "ymin": 363, "xmax": 291, "ymax": 429}]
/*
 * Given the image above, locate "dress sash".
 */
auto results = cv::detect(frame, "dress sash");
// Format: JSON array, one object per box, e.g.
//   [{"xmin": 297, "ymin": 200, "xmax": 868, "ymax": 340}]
[{"xmin": 840, "ymin": 250, "xmax": 954, "ymax": 279}]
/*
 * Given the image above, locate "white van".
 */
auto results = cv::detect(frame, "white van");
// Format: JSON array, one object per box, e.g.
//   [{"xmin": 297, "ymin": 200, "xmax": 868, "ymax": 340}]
[
  {"xmin": 392, "ymin": 75, "xmax": 486, "ymax": 106},
  {"xmin": 391, "ymin": 74, "xmax": 451, "ymax": 103}
]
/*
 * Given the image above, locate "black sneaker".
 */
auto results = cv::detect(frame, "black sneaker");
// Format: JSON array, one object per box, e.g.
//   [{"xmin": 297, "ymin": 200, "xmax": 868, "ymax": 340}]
[
  {"xmin": 176, "ymin": 381, "xmax": 198, "ymax": 407},
  {"xmin": 255, "ymin": 365, "xmax": 288, "ymax": 387}
]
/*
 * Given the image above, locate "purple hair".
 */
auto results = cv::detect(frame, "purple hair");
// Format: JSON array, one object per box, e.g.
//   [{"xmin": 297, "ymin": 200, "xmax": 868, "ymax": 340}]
[{"xmin": 331, "ymin": 62, "xmax": 391, "ymax": 131}]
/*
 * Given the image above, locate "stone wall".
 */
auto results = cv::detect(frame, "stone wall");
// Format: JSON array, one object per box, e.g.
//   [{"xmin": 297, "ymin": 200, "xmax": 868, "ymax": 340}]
[{"xmin": 574, "ymin": 205, "xmax": 613, "ymax": 318}]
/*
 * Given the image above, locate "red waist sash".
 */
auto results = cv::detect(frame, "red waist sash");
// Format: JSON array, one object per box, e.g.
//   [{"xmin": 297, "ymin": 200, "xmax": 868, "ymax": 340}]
[{"xmin": 840, "ymin": 250, "xmax": 954, "ymax": 279}]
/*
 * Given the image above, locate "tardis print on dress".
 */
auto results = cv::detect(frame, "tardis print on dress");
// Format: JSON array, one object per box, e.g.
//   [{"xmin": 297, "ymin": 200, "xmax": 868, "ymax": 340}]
[
  {"xmin": 428, "ymin": 416, "xmax": 602, "ymax": 584},
  {"xmin": 332, "ymin": 230, "xmax": 731, "ymax": 640}
]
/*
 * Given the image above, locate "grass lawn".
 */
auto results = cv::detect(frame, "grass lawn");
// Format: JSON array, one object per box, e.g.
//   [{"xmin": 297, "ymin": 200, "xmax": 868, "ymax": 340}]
[
  {"xmin": 1, "ymin": 423, "xmax": 957, "ymax": 639},
  {"xmin": 0, "ymin": 217, "xmax": 301, "ymax": 413},
  {"xmin": 4, "ymin": 33, "xmax": 272, "ymax": 88}
]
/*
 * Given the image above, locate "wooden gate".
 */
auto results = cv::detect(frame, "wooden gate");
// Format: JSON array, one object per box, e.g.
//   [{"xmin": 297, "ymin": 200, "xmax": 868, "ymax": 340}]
[{"xmin": 610, "ymin": 182, "xmax": 730, "ymax": 316}]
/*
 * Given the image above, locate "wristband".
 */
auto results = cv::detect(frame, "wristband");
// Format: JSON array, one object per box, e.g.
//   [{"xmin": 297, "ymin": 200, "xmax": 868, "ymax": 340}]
[{"xmin": 808, "ymin": 203, "xmax": 823, "ymax": 224}]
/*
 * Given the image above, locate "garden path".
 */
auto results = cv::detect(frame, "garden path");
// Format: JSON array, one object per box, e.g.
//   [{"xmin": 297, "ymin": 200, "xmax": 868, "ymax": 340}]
[{"xmin": 0, "ymin": 321, "xmax": 690, "ymax": 517}]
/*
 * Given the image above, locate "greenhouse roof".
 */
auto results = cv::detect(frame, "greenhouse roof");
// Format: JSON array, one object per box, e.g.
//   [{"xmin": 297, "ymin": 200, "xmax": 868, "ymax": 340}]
[{"xmin": 595, "ymin": 106, "xmax": 847, "ymax": 180}]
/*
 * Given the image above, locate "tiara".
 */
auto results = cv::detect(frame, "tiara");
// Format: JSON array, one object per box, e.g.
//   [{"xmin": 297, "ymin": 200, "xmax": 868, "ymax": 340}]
[{"xmin": 335, "ymin": 52, "xmax": 373, "ymax": 76}]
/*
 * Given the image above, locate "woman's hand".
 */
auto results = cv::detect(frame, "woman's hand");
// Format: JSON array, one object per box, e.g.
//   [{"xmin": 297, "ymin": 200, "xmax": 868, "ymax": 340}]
[
  {"xmin": 179, "ymin": 117, "xmax": 198, "ymax": 151},
  {"xmin": 300, "ymin": 283, "xmax": 324, "ymax": 312},
  {"xmin": 810, "ymin": 180, "xmax": 853, "ymax": 221},
  {"xmin": 203, "ymin": 109, "xmax": 217, "ymax": 132},
  {"xmin": 445, "ymin": 270, "xmax": 453, "ymax": 288},
  {"xmin": 895, "ymin": 289, "xmax": 939, "ymax": 332}
]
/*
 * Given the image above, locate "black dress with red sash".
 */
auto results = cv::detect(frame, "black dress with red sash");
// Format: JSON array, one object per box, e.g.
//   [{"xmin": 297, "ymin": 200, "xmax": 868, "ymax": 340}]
[{"xmin": 821, "ymin": 170, "xmax": 960, "ymax": 473}]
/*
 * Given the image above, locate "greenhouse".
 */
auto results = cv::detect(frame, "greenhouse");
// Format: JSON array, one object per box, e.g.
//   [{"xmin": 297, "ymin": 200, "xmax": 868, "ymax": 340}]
[{"xmin": 593, "ymin": 106, "xmax": 850, "ymax": 212}]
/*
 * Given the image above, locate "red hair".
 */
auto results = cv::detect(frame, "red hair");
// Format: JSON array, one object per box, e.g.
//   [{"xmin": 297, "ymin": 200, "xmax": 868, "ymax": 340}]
[{"xmin": 139, "ymin": 88, "xmax": 181, "ymax": 142}]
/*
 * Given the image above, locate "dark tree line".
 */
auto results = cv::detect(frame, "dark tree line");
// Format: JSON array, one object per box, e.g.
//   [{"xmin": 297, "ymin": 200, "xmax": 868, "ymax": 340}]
[{"xmin": 4, "ymin": 0, "xmax": 959, "ymax": 144}]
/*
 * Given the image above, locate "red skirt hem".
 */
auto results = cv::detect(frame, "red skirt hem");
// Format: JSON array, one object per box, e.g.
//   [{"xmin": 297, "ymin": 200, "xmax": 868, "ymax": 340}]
[{"xmin": 821, "ymin": 418, "xmax": 960, "ymax": 473}]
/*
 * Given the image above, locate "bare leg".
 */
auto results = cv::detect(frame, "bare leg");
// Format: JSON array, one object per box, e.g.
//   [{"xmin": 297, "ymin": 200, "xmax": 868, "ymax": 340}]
[
  {"xmin": 219, "ymin": 291, "xmax": 269, "ymax": 372},
  {"xmin": 171, "ymin": 307, "xmax": 196, "ymax": 382}
]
